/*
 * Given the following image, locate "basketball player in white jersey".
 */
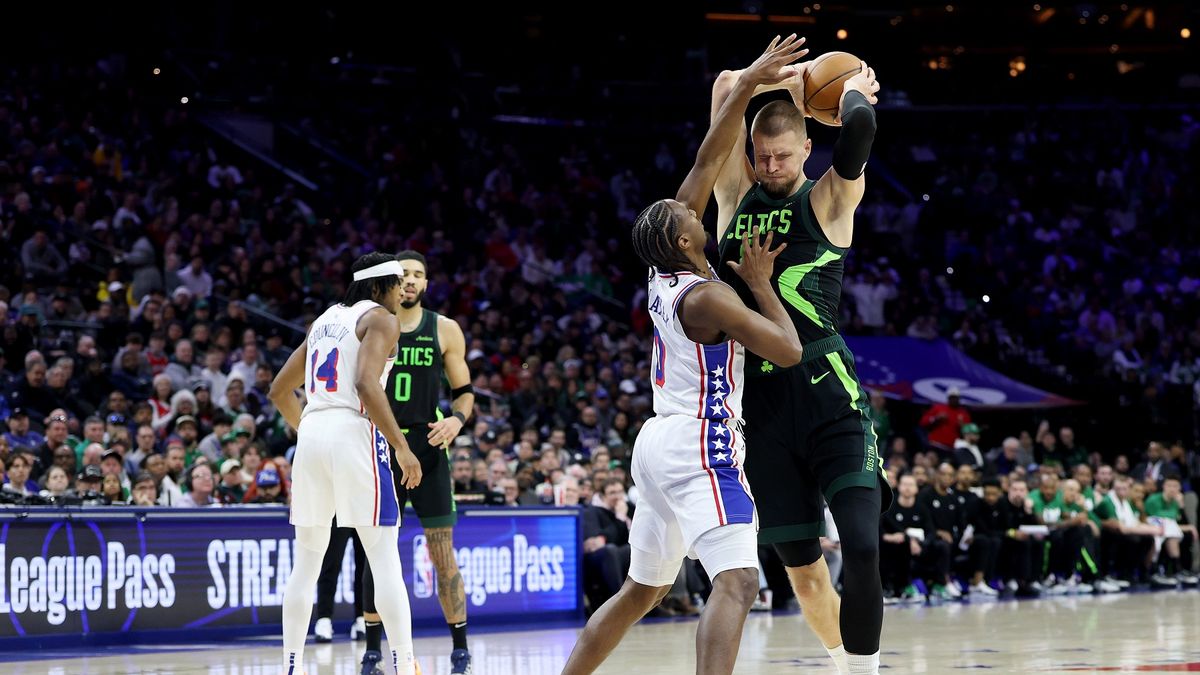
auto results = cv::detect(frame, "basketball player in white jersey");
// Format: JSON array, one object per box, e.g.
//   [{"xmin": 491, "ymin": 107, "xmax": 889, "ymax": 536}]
[
  {"xmin": 563, "ymin": 35, "xmax": 807, "ymax": 675},
  {"xmin": 268, "ymin": 252, "xmax": 424, "ymax": 675}
]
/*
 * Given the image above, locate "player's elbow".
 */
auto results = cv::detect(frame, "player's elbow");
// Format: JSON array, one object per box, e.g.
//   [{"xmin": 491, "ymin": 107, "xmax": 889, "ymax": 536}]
[
  {"xmin": 354, "ymin": 376, "xmax": 376, "ymax": 398},
  {"xmin": 842, "ymin": 102, "xmax": 877, "ymax": 136},
  {"xmin": 713, "ymin": 69, "xmax": 738, "ymax": 93},
  {"xmin": 267, "ymin": 380, "xmax": 289, "ymax": 402},
  {"xmin": 777, "ymin": 340, "xmax": 804, "ymax": 368}
]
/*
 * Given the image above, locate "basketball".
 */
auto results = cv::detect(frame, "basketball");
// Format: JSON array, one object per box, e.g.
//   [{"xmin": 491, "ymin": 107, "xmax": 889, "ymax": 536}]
[{"xmin": 803, "ymin": 51, "xmax": 864, "ymax": 126}]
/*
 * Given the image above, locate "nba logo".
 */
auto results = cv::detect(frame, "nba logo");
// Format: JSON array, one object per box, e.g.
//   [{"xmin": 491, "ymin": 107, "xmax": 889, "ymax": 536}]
[{"xmin": 412, "ymin": 535, "xmax": 435, "ymax": 599}]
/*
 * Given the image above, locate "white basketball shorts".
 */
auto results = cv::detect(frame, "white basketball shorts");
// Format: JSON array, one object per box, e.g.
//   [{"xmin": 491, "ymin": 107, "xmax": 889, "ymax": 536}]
[
  {"xmin": 628, "ymin": 415, "xmax": 758, "ymax": 586},
  {"xmin": 290, "ymin": 409, "xmax": 400, "ymax": 528}
]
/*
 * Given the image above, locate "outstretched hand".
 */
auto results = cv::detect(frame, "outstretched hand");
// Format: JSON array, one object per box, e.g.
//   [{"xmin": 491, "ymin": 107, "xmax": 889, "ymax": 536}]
[
  {"xmin": 739, "ymin": 34, "xmax": 809, "ymax": 88},
  {"xmin": 727, "ymin": 226, "xmax": 787, "ymax": 288},
  {"xmin": 840, "ymin": 60, "xmax": 881, "ymax": 108},
  {"xmin": 783, "ymin": 61, "xmax": 814, "ymax": 116}
]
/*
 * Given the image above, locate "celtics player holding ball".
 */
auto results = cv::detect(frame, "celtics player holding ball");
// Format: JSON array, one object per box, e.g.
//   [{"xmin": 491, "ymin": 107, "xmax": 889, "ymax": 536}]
[
  {"xmin": 360, "ymin": 250, "xmax": 475, "ymax": 675},
  {"xmin": 710, "ymin": 54, "xmax": 886, "ymax": 675}
]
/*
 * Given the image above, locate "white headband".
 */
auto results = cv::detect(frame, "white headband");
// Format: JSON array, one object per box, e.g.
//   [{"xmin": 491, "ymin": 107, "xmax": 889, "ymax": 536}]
[{"xmin": 352, "ymin": 260, "xmax": 404, "ymax": 282}]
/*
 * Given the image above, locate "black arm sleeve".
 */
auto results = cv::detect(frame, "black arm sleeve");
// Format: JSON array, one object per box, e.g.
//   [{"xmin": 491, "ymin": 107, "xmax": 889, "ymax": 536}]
[{"xmin": 832, "ymin": 90, "xmax": 877, "ymax": 180}]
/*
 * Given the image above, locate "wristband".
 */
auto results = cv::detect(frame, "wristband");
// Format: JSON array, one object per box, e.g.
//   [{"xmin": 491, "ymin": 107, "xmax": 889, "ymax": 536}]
[{"xmin": 452, "ymin": 411, "xmax": 468, "ymax": 425}]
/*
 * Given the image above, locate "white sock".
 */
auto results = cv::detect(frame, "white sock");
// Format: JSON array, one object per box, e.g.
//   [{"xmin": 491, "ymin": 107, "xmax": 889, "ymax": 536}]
[
  {"xmin": 847, "ymin": 650, "xmax": 880, "ymax": 675},
  {"xmin": 393, "ymin": 649, "xmax": 416, "ymax": 675},
  {"xmin": 826, "ymin": 643, "xmax": 849, "ymax": 674},
  {"xmin": 282, "ymin": 525, "xmax": 332, "ymax": 673},
  {"xmin": 358, "ymin": 526, "xmax": 416, "ymax": 675}
]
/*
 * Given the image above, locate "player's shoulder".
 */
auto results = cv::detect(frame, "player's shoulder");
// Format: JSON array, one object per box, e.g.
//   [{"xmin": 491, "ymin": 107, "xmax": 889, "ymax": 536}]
[
  {"xmin": 677, "ymin": 277, "xmax": 735, "ymax": 313},
  {"xmin": 359, "ymin": 305, "xmax": 399, "ymax": 331},
  {"xmin": 435, "ymin": 312, "xmax": 463, "ymax": 334}
]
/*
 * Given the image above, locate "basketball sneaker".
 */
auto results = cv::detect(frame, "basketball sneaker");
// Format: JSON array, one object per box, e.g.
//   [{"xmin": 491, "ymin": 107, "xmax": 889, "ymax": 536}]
[
  {"xmin": 450, "ymin": 648, "xmax": 473, "ymax": 674},
  {"xmin": 931, "ymin": 584, "xmax": 955, "ymax": 601},
  {"xmin": 1101, "ymin": 575, "xmax": 1130, "ymax": 590},
  {"xmin": 1151, "ymin": 573, "xmax": 1180, "ymax": 589},
  {"xmin": 969, "ymin": 581, "xmax": 998, "ymax": 597},
  {"xmin": 314, "ymin": 617, "xmax": 333, "ymax": 643},
  {"xmin": 350, "ymin": 616, "xmax": 366, "ymax": 641},
  {"xmin": 360, "ymin": 650, "xmax": 384, "ymax": 675},
  {"xmin": 750, "ymin": 589, "xmax": 773, "ymax": 612}
]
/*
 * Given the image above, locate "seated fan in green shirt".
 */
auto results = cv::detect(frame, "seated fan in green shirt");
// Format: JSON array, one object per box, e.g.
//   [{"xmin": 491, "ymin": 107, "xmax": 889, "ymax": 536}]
[
  {"xmin": 1092, "ymin": 476, "xmax": 1160, "ymax": 586},
  {"xmin": 1031, "ymin": 472, "xmax": 1101, "ymax": 589}
]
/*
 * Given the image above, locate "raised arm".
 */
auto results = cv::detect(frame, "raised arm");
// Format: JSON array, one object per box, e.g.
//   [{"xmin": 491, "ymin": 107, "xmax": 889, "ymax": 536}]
[
  {"xmin": 676, "ymin": 35, "xmax": 808, "ymax": 221},
  {"xmin": 710, "ymin": 62, "xmax": 812, "ymax": 240},
  {"xmin": 810, "ymin": 62, "xmax": 880, "ymax": 248}
]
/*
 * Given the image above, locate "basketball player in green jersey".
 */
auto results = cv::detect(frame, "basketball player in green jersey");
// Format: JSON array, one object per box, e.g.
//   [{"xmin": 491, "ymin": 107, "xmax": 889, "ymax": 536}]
[
  {"xmin": 708, "ymin": 60, "xmax": 886, "ymax": 675},
  {"xmin": 359, "ymin": 250, "xmax": 475, "ymax": 675}
]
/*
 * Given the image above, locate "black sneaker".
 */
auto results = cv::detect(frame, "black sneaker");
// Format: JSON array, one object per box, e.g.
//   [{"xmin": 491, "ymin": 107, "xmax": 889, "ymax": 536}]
[{"xmin": 360, "ymin": 649, "xmax": 384, "ymax": 675}]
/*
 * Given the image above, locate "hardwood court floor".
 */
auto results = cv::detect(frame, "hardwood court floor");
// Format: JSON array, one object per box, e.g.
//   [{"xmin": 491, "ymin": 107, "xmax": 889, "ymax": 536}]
[{"xmin": 4, "ymin": 591, "xmax": 1200, "ymax": 674}]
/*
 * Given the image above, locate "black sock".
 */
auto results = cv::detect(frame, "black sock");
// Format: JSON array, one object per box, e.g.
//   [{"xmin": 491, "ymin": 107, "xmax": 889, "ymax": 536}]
[
  {"xmin": 365, "ymin": 620, "xmax": 383, "ymax": 653},
  {"xmin": 449, "ymin": 621, "xmax": 468, "ymax": 651},
  {"xmin": 1166, "ymin": 557, "xmax": 1179, "ymax": 576}
]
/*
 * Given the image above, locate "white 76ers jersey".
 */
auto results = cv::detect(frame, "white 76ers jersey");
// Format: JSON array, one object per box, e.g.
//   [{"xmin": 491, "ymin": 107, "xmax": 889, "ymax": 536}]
[
  {"xmin": 301, "ymin": 300, "xmax": 390, "ymax": 418},
  {"xmin": 647, "ymin": 269, "xmax": 744, "ymax": 420}
]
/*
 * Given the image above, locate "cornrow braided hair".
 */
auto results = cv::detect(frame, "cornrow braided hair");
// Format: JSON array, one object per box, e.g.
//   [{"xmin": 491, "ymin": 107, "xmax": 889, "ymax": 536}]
[{"xmin": 631, "ymin": 199, "xmax": 704, "ymax": 286}]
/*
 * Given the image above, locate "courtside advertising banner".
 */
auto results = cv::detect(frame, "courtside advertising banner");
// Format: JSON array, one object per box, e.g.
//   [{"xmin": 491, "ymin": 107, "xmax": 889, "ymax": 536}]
[{"xmin": 0, "ymin": 506, "xmax": 581, "ymax": 643}]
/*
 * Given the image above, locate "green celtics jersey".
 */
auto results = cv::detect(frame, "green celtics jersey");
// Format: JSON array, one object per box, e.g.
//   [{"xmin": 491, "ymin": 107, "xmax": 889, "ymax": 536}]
[
  {"xmin": 1031, "ymin": 490, "xmax": 1065, "ymax": 523},
  {"xmin": 717, "ymin": 180, "xmax": 846, "ymax": 365},
  {"xmin": 386, "ymin": 309, "xmax": 444, "ymax": 427},
  {"xmin": 1144, "ymin": 493, "xmax": 1182, "ymax": 520}
]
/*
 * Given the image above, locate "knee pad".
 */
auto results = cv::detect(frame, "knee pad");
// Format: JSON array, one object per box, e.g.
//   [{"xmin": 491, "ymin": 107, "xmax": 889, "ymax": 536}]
[
  {"xmin": 356, "ymin": 525, "xmax": 398, "ymax": 552},
  {"xmin": 296, "ymin": 525, "xmax": 332, "ymax": 554},
  {"xmin": 774, "ymin": 539, "xmax": 823, "ymax": 568}
]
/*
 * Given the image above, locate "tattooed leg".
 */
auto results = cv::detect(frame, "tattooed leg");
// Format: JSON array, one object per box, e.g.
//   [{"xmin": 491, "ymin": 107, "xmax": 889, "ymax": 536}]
[{"xmin": 425, "ymin": 527, "xmax": 466, "ymax": 624}]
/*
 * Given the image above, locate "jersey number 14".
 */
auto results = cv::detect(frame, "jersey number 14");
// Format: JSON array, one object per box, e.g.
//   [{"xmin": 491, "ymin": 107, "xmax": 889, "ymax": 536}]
[{"xmin": 310, "ymin": 348, "xmax": 339, "ymax": 392}]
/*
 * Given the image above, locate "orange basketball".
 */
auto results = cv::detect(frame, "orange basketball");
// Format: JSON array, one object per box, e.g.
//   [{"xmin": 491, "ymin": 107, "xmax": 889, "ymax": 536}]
[{"xmin": 803, "ymin": 51, "xmax": 864, "ymax": 126}]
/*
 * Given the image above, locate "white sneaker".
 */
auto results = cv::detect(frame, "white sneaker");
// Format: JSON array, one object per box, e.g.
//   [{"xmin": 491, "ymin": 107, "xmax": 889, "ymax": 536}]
[
  {"xmin": 943, "ymin": 580, "xmax": 963, "ymax": 599},
  {"xmin": 1062, "ymin": 575, "xmax": 1092, "ymax": 594},
  {"xmin": 1151, "ymin": 574, "xmax": 1180, "ymax": 589},
  {"xmin": 1005, "ymin": 580, "xmax": 1020, "ymax": 593},
  {"xmin": 1095, "ymin": 579, "xmax": 1122, "ymax": 594},
  {"xmin": 314, "ymin": 617, "xmax": 333, "ymax": 643},
  {"xmin": 750, "ymin": 589, "xmax": 772, "ymax": 612},
  {"xmin": 970, "ymin": 581, "xmax": 999, "ymax": 597},
  {"xmin": 350, "ymin": 616, "xmax": 366, "ymax": 640}
]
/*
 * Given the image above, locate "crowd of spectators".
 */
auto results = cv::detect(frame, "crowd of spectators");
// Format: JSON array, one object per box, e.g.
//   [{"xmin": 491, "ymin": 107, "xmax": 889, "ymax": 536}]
[
  {"xmin": 872, "ymin": 391, "xmax": 1200, "ymax": 602},
  {"xmin": 1, "ymin": 53, "xmax": 1197, "ymax": 611}
]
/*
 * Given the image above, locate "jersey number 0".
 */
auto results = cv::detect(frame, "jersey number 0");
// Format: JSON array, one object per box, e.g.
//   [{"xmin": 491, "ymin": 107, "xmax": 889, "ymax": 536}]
[{"xmin": 392, "ymin": 372, "xmax": 412, "ymax": 402}]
